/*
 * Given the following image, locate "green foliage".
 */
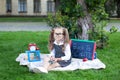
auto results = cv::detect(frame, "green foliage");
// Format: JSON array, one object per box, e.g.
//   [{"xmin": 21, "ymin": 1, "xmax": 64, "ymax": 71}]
[
  {"xmin": 47, "ymin": 0, "xmax": 114, "ymax": 48},
  {"xmin": 47, "ymin": 12, "xmax": 69, "ymax": 27},
  {"xmin": 47, "ymin": 0, "xmax": 84, "ymax": 39},
  {"xmin": 86, "ymin": 0, "xmax": 106, "ymax": 10},
  {"xmin": 105, "ymin": 0, "xmax": 120, "ymax": 18},
  {"xmin": 105, "ymin": 0, "xmax": 116, "ymax": 17},
  {"xmin": 47, "ymin": 11, "xmax": 79, "ymax": 39},
  {"xmin": 88, "ymin": 20, "xmax": 118, "ymax": 48},
  {"xmin": 88, "ymin": 21, "xmax": 109, "ymax": 48},
  {"xmin": 110, "ymin": 26, "xmax": 118, "ymax": 33}
]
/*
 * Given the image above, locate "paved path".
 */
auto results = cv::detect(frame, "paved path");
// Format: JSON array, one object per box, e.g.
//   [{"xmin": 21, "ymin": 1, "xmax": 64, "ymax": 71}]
[
  {"xmin": 0, "ymin": 22, "xmax": 119, "ymax": 31},
  {"xmin": 0, "ymin": 22, "xmax": 51, "ymax": 31},
  {"xmin": 105, "ymin": 23, "xmax": 120, "ymax": 32}
]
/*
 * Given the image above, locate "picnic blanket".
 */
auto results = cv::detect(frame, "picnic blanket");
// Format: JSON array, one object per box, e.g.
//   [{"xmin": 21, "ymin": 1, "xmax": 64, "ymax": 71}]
[{"xmin": 16, "ymin": 53, "xmax": 106, "ymax": 71}]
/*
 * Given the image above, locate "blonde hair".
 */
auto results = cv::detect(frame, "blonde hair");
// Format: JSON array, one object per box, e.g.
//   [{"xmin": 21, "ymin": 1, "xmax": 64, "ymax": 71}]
[{"xmin": 48, "ymin": 27, "xmax": 70, "ymax": 51}]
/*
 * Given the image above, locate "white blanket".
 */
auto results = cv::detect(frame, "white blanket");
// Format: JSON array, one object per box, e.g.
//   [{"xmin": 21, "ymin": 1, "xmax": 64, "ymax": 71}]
[{"xmin": 16, "ymin": 53, "xmax": 106, "ymax": 71}]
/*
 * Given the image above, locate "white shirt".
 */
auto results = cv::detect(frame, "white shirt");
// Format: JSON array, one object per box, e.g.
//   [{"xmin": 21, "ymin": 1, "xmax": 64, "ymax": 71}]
[{"xmin": 49, "ymin": 41, "xmax": 71, "ymax": 61}]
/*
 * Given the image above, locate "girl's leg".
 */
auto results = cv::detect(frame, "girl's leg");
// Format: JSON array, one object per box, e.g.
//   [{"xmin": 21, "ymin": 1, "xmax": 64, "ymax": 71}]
[
  {"xmin": 32, "ymin": 55, "xmax": 50, "ymax": 73},
  {"xmin": 47, "ymin": 62, "xmax": 60, "ymax": 70},
  {"xmin": 43, "ymin": 55, "xmax": 51, "ymax": 69},
  {"xmin": 43, "ymin": 55, "xmax": 60, "ymax": 70}
]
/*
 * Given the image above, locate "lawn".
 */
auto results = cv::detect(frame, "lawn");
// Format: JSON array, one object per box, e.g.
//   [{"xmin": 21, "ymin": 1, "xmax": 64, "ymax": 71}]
[
  {"xmin": 0, "ymin": 31, "xmax": 120, "ymax": 80},
  {"xmin": 0, "ymin": 17, "xmax": 47, "ymax": 22},
  {"xmin": 0, "ymin": 17, "xmax": 119, "ymax": 23},
  {"xmin": 108, "ymin": 18, "xmax": 120, "ymax": 23}
]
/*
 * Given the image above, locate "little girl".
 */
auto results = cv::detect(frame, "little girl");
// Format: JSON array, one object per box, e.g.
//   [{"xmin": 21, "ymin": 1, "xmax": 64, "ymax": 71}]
[{"xmin": 33, "ymin": 27, "xmax": 71, "ymax": 73}]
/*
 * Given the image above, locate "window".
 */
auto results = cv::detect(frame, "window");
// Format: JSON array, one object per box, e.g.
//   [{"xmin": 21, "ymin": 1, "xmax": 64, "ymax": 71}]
[
  {"xmin": 18, "ymin": 0, "xmax": 27, "ymax": 12},
  {"xmin": 34, "ymin": 0, "xmax": 41, "ymax": 13},
  {"xmin": 6, "ymin": 0, "xmax": 12, "ymax": 12},
  {"xmin": 47, "ymin": 0, "xmax": 54, "ymax": 12}
]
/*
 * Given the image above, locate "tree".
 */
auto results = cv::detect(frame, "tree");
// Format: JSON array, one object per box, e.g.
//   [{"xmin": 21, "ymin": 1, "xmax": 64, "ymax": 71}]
[
  {"xmin": 48, "ymin": 0, "xmax": 109, "ymax": 48},
  {"xmin": 77, "ymin": 0, "xmax": 93, "ymax": 40}
]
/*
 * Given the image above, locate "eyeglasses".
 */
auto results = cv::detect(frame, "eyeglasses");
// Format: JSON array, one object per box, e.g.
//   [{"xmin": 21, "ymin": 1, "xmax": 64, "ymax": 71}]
[{"xmin": 54, "ymin": 33, "xmax": 63, "ymax": 36}]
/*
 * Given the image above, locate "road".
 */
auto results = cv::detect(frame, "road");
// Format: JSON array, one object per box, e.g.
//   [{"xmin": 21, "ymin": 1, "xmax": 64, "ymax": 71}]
[
  {"xmin": 0, "ymin": 22, "xmax": 119, "ymax": 31},
  {"xmin": 0, "ymin": 22, "xmax": 51, "ymax": 31}
]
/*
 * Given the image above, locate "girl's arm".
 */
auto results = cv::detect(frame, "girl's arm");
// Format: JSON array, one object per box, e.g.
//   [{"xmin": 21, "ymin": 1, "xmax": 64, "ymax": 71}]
[
  {"xmin": 49, "ymin": 49, "xmax": 55, "ymax": 57},
  {"xmin": 61, "ymin": 44, "xmax": 71, "ymax": 61}
]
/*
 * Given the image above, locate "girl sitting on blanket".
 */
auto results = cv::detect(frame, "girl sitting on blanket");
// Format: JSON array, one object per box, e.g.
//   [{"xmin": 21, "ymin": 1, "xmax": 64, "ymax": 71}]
[{"xmin": 33, "ymin": 27, "xmax": 71, "ymax": 73}]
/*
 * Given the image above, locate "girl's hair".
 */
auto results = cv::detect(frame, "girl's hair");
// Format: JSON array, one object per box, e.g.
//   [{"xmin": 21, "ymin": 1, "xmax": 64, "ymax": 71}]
[{"xmin": 48, "ymin": 27, "xmax": 70, "ymax": 51}]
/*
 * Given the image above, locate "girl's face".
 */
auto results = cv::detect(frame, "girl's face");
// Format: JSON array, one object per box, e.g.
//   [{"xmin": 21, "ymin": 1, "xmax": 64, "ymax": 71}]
[{"xmin": 54, "ymin": 28, "xmax": 64, "ymax": 42}]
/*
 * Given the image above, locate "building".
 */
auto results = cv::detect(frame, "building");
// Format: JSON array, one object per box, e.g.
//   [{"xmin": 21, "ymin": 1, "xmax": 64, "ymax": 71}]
[{"xmin": 0, "ymin": 0, "xmax": 58, "ymax": 16}]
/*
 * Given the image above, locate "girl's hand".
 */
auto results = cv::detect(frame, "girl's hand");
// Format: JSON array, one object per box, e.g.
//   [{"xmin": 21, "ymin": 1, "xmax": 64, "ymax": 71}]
[
  {"xmin": 53, "ymin": 58, "xmax": 58, "ymax": 62},
  {"xmin": 50, "ymin": 57, "xmax": 57, "ymax": 62},
  {"xmin": 50, "ymin": 56, "xmax": 62, "ymax": 62},
  {"xmin": 50, "ymin": 56, "xmax": 54, "ymax": 61},
  {"xmin": 54, "ymin": 58, "xmax": 61, "ymax": 62}
]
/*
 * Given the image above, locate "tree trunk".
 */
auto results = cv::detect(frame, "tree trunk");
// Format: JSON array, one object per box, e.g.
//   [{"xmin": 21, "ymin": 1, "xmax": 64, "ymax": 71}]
[{"xmin": 77, "ymin": 0, "xmax": 93, "ymax": 40}]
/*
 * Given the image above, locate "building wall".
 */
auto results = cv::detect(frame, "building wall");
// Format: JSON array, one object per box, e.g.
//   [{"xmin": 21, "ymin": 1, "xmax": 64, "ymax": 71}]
[
  {"xmin": 12, "ymin": 0, "xmax": 18, "ymax": 15},
  {"xmin": 27, "ymin": 0, "xmax": 34, "ymax": 15},
  {"xmin": 41, "ymin": 0, "xmax": 47, "ymax": 15},
  {"xmin": 0, "ymin": 0, "xmax": 55, "ymax": 16},
  {"xmin": 0, "ymin": 0, "xmax": 6, "ymax": 15}
]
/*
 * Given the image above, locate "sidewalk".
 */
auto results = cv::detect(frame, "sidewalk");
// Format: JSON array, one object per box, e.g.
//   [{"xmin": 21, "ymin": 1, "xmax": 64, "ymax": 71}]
[
  {"xmin": 0, "ymin": 22, "xmax": 51, "ymax": 31},
  {"xmin": 0, "ymin": 22, "xmax": 119, "ymax": 31},
  {"xmin": 105, "ymin": 23, "xmax": 120, "ymax": 32}
]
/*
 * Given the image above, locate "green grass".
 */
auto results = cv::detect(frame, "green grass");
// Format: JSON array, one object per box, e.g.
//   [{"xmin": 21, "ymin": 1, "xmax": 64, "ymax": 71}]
[
  {"xmin": 108, "ymin": 19, "xmax": 120, "ymax": 23},
  {"xmin": 0, "ymin": 17, "xmax": 47, "ymax": 22},
  {"xmin": 0, "ymin": 31, "xmax": 120, "ymax": 80}
]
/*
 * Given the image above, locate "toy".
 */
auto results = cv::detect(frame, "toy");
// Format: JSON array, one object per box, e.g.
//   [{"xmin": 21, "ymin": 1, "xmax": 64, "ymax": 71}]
[
  {"xmin": 26, "ymin": 43, "xmax": 41, "ymax": 62},
  {"xmin": 28, "ymin": 43, "xmax": 39, "ymax": 51},
  {"xmin": 83, "ymin": 58, "xmax": 88, "ymax": 62}
]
